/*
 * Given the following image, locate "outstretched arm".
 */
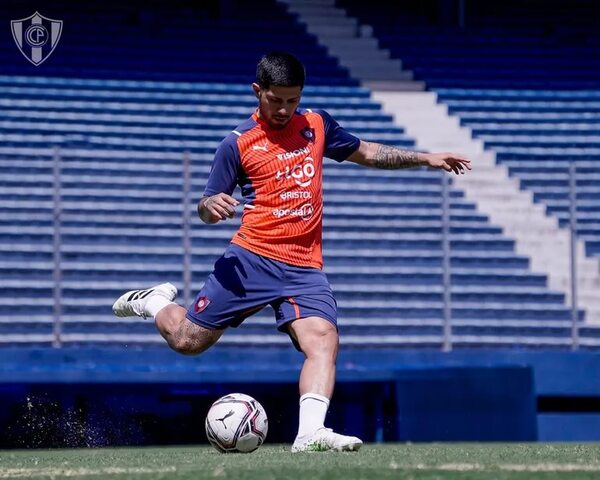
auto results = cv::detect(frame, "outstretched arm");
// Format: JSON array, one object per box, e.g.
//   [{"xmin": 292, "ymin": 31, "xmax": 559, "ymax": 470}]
[{"xmin": 346, "ymin": 140, "xmax": 471, "ymax": 175}]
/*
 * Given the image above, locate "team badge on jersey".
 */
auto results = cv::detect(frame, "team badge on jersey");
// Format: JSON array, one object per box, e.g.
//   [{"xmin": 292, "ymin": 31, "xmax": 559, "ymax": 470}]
[
  {"xmin": 300, "ymin": 127, "xmax": 316, "ymax": 143},
  {"xmin": 195, "ymin": 296, "xmax": 211, "ymax": 313}
]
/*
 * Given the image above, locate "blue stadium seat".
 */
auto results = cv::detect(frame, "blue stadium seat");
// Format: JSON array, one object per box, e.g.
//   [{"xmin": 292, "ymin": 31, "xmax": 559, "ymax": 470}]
[{"xmin": 0, "ymin": 0, "xmax": 591, "ymax": 349}]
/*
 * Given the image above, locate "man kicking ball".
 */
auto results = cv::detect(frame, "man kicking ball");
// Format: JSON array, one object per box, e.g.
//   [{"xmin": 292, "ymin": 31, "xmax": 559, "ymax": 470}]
[{"xmin": 113, "ymin": 51, "xmax": 471, "ymax": 452}]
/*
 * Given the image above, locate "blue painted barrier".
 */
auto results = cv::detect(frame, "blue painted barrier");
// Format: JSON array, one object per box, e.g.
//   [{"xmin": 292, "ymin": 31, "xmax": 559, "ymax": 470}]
[{"xmin": 0, "ymin": 347, "xmax": 598, "ymax": 446}]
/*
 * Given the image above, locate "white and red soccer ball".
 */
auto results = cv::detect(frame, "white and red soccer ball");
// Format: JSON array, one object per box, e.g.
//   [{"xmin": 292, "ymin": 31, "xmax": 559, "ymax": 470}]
[{"xmin": 205, "ymin": 393, "xmax": 268, "ymax": 453}]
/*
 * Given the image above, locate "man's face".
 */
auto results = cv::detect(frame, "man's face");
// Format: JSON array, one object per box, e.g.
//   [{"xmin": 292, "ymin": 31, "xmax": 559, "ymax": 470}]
[{"xmin": 253, "ymin": 83, "xmax": 302, "ymax": 129}]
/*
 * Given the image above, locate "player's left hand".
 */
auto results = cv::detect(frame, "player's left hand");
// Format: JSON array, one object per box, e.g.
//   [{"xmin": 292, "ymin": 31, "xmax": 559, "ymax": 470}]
[{"xmin": 425, "ymin": 153, "xmax": 471, "ymax": 175}]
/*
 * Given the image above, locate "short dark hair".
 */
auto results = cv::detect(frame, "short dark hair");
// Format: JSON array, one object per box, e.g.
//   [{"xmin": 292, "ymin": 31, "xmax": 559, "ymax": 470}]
[{"xmin": 256, "ymin": 51, "xmax": 306, "ymax": 89}]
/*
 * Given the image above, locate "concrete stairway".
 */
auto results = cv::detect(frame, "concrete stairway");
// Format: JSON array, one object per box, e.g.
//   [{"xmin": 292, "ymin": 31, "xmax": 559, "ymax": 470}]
[
  {"xmin": 278, "ymin": 0, "xmax": 424, "ymax": 90},
  {"xmin": 372, "ymin": 90, "xmax": 600, "ymax": 325}
]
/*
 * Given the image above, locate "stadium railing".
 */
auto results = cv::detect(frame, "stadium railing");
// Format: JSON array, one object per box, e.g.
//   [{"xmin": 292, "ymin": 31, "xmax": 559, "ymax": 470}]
[{"xmin": 41, "ymin": 146, "xmax": 585, "ymax": 350}]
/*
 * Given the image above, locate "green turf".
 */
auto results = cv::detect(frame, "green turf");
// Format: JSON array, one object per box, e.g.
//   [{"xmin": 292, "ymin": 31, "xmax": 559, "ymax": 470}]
[{"xmin": 1, "ymin": 444, "xmax": 600, "ymax": 480}]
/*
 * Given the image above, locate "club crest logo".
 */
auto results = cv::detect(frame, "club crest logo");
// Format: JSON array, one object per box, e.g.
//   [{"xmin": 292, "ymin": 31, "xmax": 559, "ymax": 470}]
[
  {"xmin": 300, "ymin": 127, "xmax": 316, "ymax": 143},
  {"xmin": 194, "ymin": 297, "xmax": 211, "ymax": 314},
  {"xmin": 11, "ymin": 12, "xmax": 63, "ymax": 66}
]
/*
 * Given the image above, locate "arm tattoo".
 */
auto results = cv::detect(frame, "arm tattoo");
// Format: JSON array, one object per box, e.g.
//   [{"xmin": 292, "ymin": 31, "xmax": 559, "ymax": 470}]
[{"xmin": 373, "ymin": 145, "xmax": 422, "ymax": 169}]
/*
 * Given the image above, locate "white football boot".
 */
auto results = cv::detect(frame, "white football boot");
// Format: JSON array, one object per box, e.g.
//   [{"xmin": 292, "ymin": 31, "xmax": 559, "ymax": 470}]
[
  {"xmin": 291, "ymin": 428, "xmax": 363, "ymax": 453},
  {"xmin": 112, "ymin": 282, "xmax": 177, "ymax": 319}
]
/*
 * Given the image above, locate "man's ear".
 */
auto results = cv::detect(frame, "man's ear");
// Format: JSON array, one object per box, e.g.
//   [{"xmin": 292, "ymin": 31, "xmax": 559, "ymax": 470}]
[{"xmin": 251, "ymin": 83, "xmax": 261, "ymax": 99}]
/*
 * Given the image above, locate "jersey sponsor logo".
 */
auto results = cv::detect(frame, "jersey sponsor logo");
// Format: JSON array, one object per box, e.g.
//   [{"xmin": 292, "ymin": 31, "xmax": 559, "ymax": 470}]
[
  {"xmin": 275, "ymin": 157, "xmax": 315, "ymax": 188},
  {"xmin": 277, "ymin": 146, "xmax": 310, "ymax": 161},
  {"xmin": 194, "ymin": 296, "xmax": 211, "ymax": 313},
  {"xmin": 252, "ymin": 142, "xmax": 269, "ymax": 152},
  {"xmin": 272, "ymin": 203, "xmax": 314, "ymax": 221},
  {"xmin": 280, "ymin": 191, "xmax": 312, "ymax": 200}
]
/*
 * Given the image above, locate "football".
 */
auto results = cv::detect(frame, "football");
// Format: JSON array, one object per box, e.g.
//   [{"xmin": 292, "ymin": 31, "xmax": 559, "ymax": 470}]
[{"xmin": 205, "ymin": 393, "xmax": 268, "ymax": 453}]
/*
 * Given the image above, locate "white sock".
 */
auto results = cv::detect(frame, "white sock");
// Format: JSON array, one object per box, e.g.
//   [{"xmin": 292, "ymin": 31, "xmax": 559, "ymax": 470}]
[
  {"xmin": 297, "ymin": 393, "xmax": 330, "ymax": 438},
  {"xmin": 145, "ymin": 295, "xmax": 175, "ymax": 318}
]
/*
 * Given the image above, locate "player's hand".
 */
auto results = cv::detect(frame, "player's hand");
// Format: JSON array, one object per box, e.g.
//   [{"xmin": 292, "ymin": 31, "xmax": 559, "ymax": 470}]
[
  {"xmin": 425, "ymin": 153, "xmax": 472, "ymax": 175},
  {"xmin": 201, "ymin": 193, "xmax": 240, "ymax": 222}
]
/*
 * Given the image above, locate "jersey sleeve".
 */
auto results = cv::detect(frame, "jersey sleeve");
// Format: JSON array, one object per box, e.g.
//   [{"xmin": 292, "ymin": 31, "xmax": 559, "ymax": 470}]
[
  {"xmin": 202, "ymin": 133, "xmax": 241, "ymax": 197},
  {"xmin": 316, "ymin": 109, "xmax": 360, "ymax": 162}
]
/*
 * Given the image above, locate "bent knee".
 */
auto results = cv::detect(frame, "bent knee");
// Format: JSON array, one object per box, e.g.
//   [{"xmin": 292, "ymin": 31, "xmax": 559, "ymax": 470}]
[
  {"xmin": 170, "ymin": 337, "xmax": 204, "ymax": 355},
  {"xmin": 170, "ymin": 323, "xmax": 222, "ymax": 356}
]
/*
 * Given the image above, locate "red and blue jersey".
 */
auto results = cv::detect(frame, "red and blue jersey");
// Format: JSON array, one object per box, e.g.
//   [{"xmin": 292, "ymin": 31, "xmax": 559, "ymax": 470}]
[{"xmin": 203, "ymin": 109, "xmax": 360, "ymax": 269}]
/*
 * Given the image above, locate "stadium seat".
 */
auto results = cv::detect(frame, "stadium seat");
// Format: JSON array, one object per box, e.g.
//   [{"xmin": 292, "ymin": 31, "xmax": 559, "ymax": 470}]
[{"xmin": 0, "ymin": 0, "xmax": 591, "ymax": 349}]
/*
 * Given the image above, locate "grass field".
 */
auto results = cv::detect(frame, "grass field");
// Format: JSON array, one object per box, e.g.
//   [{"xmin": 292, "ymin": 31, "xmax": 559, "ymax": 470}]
[{"xmin": 1, "ymin": 444, "xmax": 600, "ymax": 480}]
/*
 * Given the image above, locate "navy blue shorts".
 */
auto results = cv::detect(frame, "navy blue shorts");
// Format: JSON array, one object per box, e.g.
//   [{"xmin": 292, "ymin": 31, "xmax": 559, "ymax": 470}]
[{"xmin": 186, "ymin": 244, "xmax": 337, "ymax": 347}]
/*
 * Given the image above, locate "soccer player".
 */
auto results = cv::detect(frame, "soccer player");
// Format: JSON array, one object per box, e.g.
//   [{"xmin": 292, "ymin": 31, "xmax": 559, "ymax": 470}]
[{"xmin": 113, "ymin": 51, "xmax": 471, "ymax": 452}]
